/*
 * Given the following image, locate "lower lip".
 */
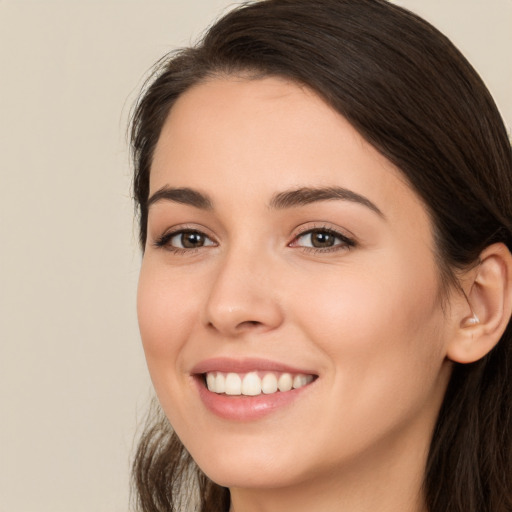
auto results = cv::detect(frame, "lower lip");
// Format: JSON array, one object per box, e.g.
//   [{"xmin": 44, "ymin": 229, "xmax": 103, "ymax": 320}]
[{"xmin": 194, "ymin": 376, "xmax": 315, "ymax": 421}]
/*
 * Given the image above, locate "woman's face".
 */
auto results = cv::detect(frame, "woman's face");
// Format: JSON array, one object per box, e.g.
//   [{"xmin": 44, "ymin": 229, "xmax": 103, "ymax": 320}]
[{"xmin": 138, "ymin": 77, "xmax": 454, "ymax": 490}]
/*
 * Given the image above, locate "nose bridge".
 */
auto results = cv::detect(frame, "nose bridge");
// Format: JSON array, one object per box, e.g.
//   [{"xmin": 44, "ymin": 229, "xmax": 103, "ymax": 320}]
[{"xmin": 203, "ymin": 238, "xmax": 283, "ymax": 336}]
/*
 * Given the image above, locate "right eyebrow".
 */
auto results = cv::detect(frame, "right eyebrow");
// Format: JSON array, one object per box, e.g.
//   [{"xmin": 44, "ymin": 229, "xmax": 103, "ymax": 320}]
[{"xmin": 147, "ymin": 186, "xmax": 213, "ymax": 210}]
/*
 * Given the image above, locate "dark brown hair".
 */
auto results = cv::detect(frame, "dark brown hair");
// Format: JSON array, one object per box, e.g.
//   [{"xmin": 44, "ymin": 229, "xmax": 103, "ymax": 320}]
[{"xmin": 130, "ymin": 1, "xmax": 512, "ymax": 511}]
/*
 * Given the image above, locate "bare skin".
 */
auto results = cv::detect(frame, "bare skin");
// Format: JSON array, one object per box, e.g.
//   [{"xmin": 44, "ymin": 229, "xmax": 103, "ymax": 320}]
[{"xmin": 138, "ymin": 76, "xmax": 469, "ymax": 512}]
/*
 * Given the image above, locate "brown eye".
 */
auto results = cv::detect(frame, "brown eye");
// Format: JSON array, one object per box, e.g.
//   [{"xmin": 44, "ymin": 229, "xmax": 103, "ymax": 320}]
[
  {"xmin": 309, "ymin": 231, "xmax": 336, "ymax": 248},
  {"xmin": 293, "ymin": 229, "xmax": 354, "ymax": 250},
  {"xmin": 180, "ymin": 231, "xmax": 206, "ymax": 248},
  {"xmin": 165, "ymin": 230, "xmax": 216, "ymax": 250}
]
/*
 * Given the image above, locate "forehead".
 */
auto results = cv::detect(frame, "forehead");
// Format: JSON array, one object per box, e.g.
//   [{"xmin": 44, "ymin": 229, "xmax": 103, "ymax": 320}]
[{"xmin": 150, "ymin": 76, "xmax": 428, "ymax": 227}]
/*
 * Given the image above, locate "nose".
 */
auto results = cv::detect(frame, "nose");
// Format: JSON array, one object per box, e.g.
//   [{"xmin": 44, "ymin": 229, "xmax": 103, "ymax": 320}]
[{"xmin": 203, "ymin": 247, "xmax": 284, "ymax": 337}]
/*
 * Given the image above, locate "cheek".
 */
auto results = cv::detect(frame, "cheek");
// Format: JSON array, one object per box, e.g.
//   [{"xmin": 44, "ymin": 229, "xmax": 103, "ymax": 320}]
[
  {"xmin": 136, "ymin": 260, "xmax": 198, "ymax": 382},
  {"xmin": 136, "ymin": 260, "xmax": 209, "ymax": 434},
  {"xmin": 292, "ymin": 252, "xmax": 446, "ymax": 400},
  {"xmin": 287, "ymin": 261, "xmax": 448, "ymax": 462},
  {"xmin": 297, "ymin": 257, "xmax": 435, "ymax": 328}
]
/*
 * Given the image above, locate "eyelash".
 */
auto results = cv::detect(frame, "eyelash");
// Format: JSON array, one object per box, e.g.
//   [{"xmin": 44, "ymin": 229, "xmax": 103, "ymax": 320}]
[
  {"xmin": 153, "ymin": 226, "xmax": 355, "ymax": 255},
  {"xmin": 290, "ymin": 226, "xmax": 356, "ymax": 253},
  {"xmin": 153, "ymin": 229, "xmax": 217, "ymax": 255}
]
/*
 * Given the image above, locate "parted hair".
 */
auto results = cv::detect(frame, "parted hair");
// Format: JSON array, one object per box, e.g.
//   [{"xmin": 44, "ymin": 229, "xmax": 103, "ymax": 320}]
[{"xmin": 130, "ymin": 1, "xmax": 512, "ymax": 511}]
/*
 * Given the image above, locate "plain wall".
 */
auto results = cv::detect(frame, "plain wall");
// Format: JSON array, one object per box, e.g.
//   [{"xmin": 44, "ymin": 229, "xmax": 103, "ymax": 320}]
[{"xmin": 0, "ymin": 1, "xmax": 510, "ymax": 511}]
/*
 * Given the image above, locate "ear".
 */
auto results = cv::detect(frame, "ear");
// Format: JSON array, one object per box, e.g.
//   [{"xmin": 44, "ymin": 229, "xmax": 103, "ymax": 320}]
[{"xmin": 447, "ymin": 243, "xmax": 512, "ymax": 364}]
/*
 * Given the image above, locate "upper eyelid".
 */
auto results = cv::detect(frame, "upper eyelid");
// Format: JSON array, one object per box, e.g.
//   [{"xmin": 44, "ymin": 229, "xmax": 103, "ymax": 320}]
[
  {"xmin": 152, "ymin": 225, "xmax": 218, "ymax": 250},
  {"xmin": 291, "ymin": 224, "xmax": 357, "ymax": 248},
  {"xmin": 157, "ymin": 223, "xmax": 217, "ymax": 239},
  {"xmin": 169, "ymin": 228, "xmax": 215, "ymax": 239},
  {"xmin": 292, "ymin": 223, "xmax": 355, "ymax": 240},
  {"xmin": 152, "ymin": 222, "xmax": 356, "ymax": 247}
]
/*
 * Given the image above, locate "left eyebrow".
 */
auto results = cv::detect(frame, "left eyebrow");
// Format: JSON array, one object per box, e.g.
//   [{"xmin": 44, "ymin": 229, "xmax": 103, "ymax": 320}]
[{"xmin": 269, "ymin": 186, "xmax": 384, "ymax": 218}]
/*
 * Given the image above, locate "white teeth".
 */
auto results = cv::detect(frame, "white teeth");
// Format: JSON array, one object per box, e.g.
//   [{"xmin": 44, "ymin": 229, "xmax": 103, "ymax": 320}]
[
  {"xmin": 278, "ymin": 373, "xmax": 293, "ymax": 392},
  {"xmin": 242, "ymin": 372, "xmax": 261, "ymax": 396},
  {"xmin": 225, "ymin": 373, "xmax": 242, "ymax": 395},
  {"xmin": 293, "ymin": 374, "xmax": 313, "ymax": 389},
  {"xmin": 205, "ymin": 371, "xmax": 314, "ymax": 395},
  {"xmin": 261, "ymin": 373, "xmax": 278, "ymax": 394},
  {"xmin": 214, "ymin": 372, "xmax": 226, "ymax": 394},
  {"xmin": 206, "ymin": 372, "xmax": 216, "ymax": 391}
]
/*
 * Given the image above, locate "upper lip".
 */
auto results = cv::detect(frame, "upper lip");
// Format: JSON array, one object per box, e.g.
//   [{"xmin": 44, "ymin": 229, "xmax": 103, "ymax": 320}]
[{"xmin": 191, "ymin": 357, "xmax": 317, "ymax": 376}]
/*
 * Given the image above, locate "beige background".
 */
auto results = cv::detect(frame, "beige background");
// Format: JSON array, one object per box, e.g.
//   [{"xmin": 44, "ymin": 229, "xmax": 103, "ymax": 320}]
[{"xmin": 0, "ymin": 1, "xmax": 510, "ymax": 511}]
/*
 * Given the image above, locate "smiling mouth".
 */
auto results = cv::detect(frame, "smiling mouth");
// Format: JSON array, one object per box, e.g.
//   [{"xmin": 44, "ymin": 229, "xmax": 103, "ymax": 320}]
[{"xmin": 203, "ymin": 371, "xmax": 316, "ymax": 396}]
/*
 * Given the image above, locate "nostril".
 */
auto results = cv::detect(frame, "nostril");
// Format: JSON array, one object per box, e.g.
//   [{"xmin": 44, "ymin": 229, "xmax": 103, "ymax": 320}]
[
  {"xmin": 238, "ymin": 320, "xmax": 263, "ymax": 329},
  {"xmin": 204, "ymin": 294, "xmax": 284, "ymax": 335},
  {"xmin": 206, "ymin": 319, "xmax": 262, "ymax": 333}
]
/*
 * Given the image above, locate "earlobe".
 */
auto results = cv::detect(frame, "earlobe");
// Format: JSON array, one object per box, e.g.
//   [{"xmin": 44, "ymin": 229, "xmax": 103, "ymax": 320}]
[{"xmin": 447, "ymin": 243, "xmax": 512, "ymax": 364}]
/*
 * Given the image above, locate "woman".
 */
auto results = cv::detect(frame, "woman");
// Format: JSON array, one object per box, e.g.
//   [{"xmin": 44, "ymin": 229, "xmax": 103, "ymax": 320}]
[{"xmin": 130, "ymin": 1, "xmax": 512, "ymax": 511}]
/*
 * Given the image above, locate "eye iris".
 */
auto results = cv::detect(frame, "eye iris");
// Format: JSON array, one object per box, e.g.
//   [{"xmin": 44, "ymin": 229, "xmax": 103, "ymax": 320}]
[
  {"xmin": 311, "ymin": 231, "xmax": 335, "ymax": 248},
  {"xmin": 181, "ymin": 232, "xmax": 205, "ymax": 248}
]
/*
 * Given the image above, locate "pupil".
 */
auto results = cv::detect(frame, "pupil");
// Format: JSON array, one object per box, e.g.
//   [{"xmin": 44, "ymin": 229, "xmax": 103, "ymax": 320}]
[
  {"xmin": 312, "ymin": 231, "xmax": 334, "ymax": 248},
  {"xmin": 182, "ymin": 232, "xmax": 204, "ymax": 248}
]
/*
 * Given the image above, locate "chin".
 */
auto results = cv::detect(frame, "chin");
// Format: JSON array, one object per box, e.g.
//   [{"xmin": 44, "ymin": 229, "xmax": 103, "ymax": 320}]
[
  {"xmin": 183, "ymin": 430, "xmax": 311, "ymax": 489},
  {"xmin": 200, "ymin": 458, "xmax": 305, "ymax": 490}
]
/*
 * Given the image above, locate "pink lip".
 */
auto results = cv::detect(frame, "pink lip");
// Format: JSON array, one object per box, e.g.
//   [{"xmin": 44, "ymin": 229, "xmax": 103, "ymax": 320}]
[
  {"xmin": 194, "ymin": 377, "xmax": 314, "ymax": 422},
  {"xmin": 191, "ymin": 357, "xmax": 316, "ymax": 376},
  {"xmin": 191, "ymin": 358, "xmax": 318, "ymax": 422}
]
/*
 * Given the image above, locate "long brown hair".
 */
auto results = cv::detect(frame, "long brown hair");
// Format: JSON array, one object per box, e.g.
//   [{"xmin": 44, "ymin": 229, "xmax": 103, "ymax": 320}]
[{"xmin": 130, "ymin": 1, "xmax": 512, "ymax": 510}]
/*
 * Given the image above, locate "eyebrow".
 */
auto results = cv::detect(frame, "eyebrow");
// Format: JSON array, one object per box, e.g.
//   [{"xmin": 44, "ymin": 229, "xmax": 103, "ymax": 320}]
[
  {"xmin": 269, "ymin": 186, "xmax": 384, "ymax": 217},
  {"xmin": 147, "ymin": 186, "xmax": 213, "ymax": 210},
  {"xmin": 147, "ymin": 185, "xmax": 383, "ymax": 217}
]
